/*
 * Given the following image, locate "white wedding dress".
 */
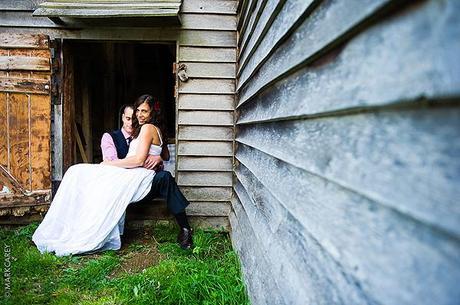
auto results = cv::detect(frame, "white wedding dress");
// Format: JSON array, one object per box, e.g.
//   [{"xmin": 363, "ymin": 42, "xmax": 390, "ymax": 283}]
[{"xmin": 32, "ymin": 136, "xmax": 162, "ymax": 256}]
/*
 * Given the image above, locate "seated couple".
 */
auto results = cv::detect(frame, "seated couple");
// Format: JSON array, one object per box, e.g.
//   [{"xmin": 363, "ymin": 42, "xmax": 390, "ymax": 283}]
[{"xmin": 32, "ymin": 94, "xmax": 193, "ymax": 256}]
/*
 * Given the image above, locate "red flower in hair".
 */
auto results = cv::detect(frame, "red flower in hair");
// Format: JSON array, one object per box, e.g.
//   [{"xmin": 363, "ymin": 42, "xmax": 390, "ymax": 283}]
[{"xmin": 153, "ymin": 100, "xmax": 161, "ymax": 112}]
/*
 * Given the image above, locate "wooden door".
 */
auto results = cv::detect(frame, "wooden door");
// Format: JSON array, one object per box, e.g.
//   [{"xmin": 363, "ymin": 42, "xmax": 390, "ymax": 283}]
[{"xmin": 0, "ymin": 33, "xmax": 52, "ymax": 214}]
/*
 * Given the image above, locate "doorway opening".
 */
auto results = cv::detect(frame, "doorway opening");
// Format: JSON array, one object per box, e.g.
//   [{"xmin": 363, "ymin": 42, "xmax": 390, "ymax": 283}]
[{"xmin": 65, "ymin": 41, "xmax": 176, "ymax": 167}]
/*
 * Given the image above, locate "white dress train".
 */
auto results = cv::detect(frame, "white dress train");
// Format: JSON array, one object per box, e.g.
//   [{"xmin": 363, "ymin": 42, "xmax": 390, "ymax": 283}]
[{"xmin": 32, "ymin": 137, "xmax": 161, "ymax": 256}]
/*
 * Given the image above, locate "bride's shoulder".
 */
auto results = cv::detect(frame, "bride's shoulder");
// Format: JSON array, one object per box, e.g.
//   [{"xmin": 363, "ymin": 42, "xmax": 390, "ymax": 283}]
[{"xmin": 140, "ymin": 123, "xmax": 156, "ymax": 133}]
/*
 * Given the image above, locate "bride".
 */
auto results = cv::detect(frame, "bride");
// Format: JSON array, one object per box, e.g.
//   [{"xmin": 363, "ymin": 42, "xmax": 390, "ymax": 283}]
[{"xmin": 33, "ymin": 94, "xmax": 166, "ymax": 256}]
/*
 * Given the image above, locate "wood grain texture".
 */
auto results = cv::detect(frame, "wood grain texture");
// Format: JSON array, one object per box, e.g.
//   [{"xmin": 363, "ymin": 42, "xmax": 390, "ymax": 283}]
[
  {"xmin": 178, "ymin": 94, "xmax": 234, "ymax": 110},
  {"xmin": 0, "ymin": 77, "xmax": 50, "ymax": 95},
  {"xmin": 181, "ymin": 62, "xmax": 235, "ymax": 79},
  {"xmin": 237, "ymin": 0, "xmax": 393, "ymax": 105},
  {"xmin": 0, "ymin": 56, "xmax": 50, "ymax": 71},
  {"xmin": 237, "ymin": 106, "xmax": 460, "ymax": 237},
  {"xmin": 178, "ymin": 110, "xmax": 233, "ymax": 126},
  {"xmin": 178, "ymin": 126, "xmax": 233, "ymax": 141},
  {"xmin": 181, "ymin": 186, "xmax": 232, "ymax": 201},
  {"xmin": 177, "ymin": 156, "xmax": 232, "ymax": 171},
  {"xmin": 8, "ymin": 93, "xmax": 30, "ymax": 190},
  {"xmin": 237, "ymin": 0, "xmax": 460, "ymax": 120},
  {"xmin": 229, "ymin": 200, "xmax": 285, "ymax": 305},
  {"xmin": 0, "ymin": 93, "xmax": 7, "ymax": 169},
  {"xmin": 178, "ymin": 79, "xmax": 235, "ymax": 94},
  {"xmin": 235, "ymin": 143, "xmax": 460, "ymax": 305},
  {"xmin": 180, "ymin": 14, "xmax": 237, "ymax": 31},
  {"xmin": 177, "ymin": 171, "xmax": 232, "ymax": 187},
  {"xmin": 30, "ymin": 94, "xmax": 50, "ymax": 190},
  {"xmin": 179, "ymin": 47, "xmax": 236, "ymax": 63},
  {"xmin": 177, "ymin": 141, "xmax": 233, "ymax": 156},
  {"xmin": 0, "ymin": 33, "xmax": 49, "ymax": 49},
  {"xmin": 181, "ymin": 0, "xmax": 238, "ymax": 15}
]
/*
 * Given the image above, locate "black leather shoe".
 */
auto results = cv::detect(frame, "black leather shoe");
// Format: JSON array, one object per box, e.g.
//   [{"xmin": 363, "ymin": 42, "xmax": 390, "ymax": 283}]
[{"xmin": 177, "ymin": 228, "xmax": 193, "ymax": 250}]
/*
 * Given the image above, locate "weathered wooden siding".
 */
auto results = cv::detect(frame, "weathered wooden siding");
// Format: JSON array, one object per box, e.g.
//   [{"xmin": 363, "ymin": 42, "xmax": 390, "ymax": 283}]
[
  {"xmin": 232, "ymin": 1, "xmax": 460, "ymax": 305},
  {"xmin": 0, "ymin": 0, "xmax": 237, "ymax": 227}
]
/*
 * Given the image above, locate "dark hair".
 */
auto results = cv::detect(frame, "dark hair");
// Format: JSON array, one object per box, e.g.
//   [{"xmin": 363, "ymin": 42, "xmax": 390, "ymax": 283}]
[
  {"xmin": 131, "ymin": 94, "xmax": 167, "ymax": 143},
  {"xmin": 118, "ymin": 104, "xmax": 133, "ymax": 128}
]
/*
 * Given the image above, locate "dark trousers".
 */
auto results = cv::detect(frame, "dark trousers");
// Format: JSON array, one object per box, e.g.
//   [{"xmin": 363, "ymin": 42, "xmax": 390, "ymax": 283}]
[{"xmin": 138, "ymin": 170, "xmax": 189, "ymax": 215}]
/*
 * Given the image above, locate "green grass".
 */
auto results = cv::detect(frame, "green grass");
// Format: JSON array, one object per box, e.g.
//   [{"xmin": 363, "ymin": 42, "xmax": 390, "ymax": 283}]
[{"xmin": 0, "ymin": 222, "xmax": 250, "ymax": 305}]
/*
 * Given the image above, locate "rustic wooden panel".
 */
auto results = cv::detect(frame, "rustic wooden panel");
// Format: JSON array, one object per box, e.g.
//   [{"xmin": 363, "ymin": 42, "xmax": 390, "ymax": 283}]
[
  {"xmin": 178, "ymin": 110, "xmax": 233, "ymax": 126},
  {"xmin": 177, "ymin": 156, "xmax": 233, "ymax": 171},
  {"xmin": 0, "ymin": 33, "xmax": 49, "ymax": 49},
  {"xmin": 181, "ymin": 62, "xmax": 235, "ymax": 79},
  {"xmin": 238, "ymin": 0, "xmax": 394, "ymax": 104},
  {"xmin": 237, "ymin": 0, "xmax": 313, "ymax": 80},
  {"xmin": 237, "ymin": 0, "xmax": 257, "ymax": 46},
  {"xmin": 30, "ymin": 94, "xmax": 50, "ymax": 190},
  {"xmin": 0, "ymin": 93, "xmax": 7, "ymax": 169},
  {"xmin": 181, "ymin": 14, "xmax": 237, "ymax": 30},
  {"xmin": 177, "ymin": 171, "xmax": 232, "ymax": 187},
  {"xmin": 237, "ymin": 106, "xmax": 460, "ymax": 237},
  {"xmin": 179, "ymin": 30, "xmax": 236, "ymax": 47},
  {"xmin": 238, "ymin": 0, "xmax": 460, "ymax": 118},
  {"xmin": 229, "ymin": 200, "xmax": 285, "ymax": 305},
  {"xmin": 8, "ymin": 93, "xmax": 30, "ymax": 190},
  {"xmin": 179, "ymin": 79, "xmax": 235, "ymax": 94},
  {"xmin": 178, "ymin": 94, "xmax": 234, "ymax": 110},
  {"xmin": 179, "ymin": 47, "xmax": 236, "ymax": 63},
  {"xmin": 177, "ymin": 141, "xmax": 233, "ymax": 156},
  {"xmin": 178, "ymin": 126, "xmax": 233, "ymax": 141},
  {"xmin": 0, "ymin": 77, "xmax": 50, "ymax": 94},
  {"xmin": 0, "ymin": 56, "xmax": 50, "ymax": 71},
  {"xmin": 181, "ymin": 186, "xmax": 232, "ymax": 201},
  {"xmin": 181, "ymin": 0, "xmax": 238, "ymax": 15},
  {"xmin": 234, "ymin": 176, "xmax": 371, "ymax": 305},
  {"xmin": 186, "ymin": 201, "xmax": 231, "ymax": 216},
  {"xmin": 238, "ymin": 0, "xmax": 272, "ymax": 56},
  {"xmin": 235, "ymin": 144, "xmax": 460, "ymax": 305}
]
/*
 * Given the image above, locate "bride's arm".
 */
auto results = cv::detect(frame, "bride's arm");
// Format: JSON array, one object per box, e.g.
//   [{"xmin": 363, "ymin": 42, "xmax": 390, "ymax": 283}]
[{"xmin": 102, "ymin": 124, "xmax": 154, "ymax": 168}]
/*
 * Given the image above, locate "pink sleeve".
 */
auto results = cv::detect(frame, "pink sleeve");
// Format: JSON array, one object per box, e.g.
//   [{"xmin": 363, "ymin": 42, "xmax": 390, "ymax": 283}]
[{"xmin": 101, "ymin": 133, "xmax": 118, "ymax": 161}]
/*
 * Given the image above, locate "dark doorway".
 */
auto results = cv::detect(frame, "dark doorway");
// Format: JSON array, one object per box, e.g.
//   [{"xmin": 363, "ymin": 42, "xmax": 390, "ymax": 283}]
[{"xmin": 68, "ymin": 41, "xmax": 176, "ymax": 164}]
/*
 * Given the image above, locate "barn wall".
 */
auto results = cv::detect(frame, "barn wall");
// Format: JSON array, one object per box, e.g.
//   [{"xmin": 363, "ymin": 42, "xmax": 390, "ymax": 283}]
[
  {"xmin": 232, "ymin": 0, "xmax": 460, "ymax": 304},
  {"xmin": 0, "ymin": 0, "xmax": 237, "ymax": 229}
]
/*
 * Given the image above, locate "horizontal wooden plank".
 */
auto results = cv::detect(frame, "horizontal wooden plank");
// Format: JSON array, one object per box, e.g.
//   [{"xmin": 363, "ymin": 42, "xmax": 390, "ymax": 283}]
[
  {"xmin": 181, "ymin": 14, "xmax": 237, "ymax": 30},
  {"xmin": 0, "ymin": 33, "xmax": 49, "ymax": 49},
  {"xmin": 237, "ymin": 105, "xmax": 460, "ymax": 236},
  {"xmin": 179, "ymin": 47, "xmax": 236, "ymax": 63},
  {"xmin": 181, "ymin": 0, "xmax": 238, "ymax": 15},
  {"xmin": 177, "ymin": 171, "xmax": 232, "ymax": 186},
  {"xmin": 179, "ymin": 79, "xmax": 235, "ymax": 94},
  {"xmin": 0, "ymin": 77, "xmax": 50, "ymax": 94},
  {"xmin": 182, "ymin": 62, "xmax": 235, "ymax": 79},
  {"xmin": 178, "ymin": 141, "xmax": 233, "ymax": 156},
  {"xmin": 178, "ymin": 126, "xmax": 233, "ymax": 141},
  {"xmin": 179, "ymin": 30, "xmax": 236, "ymax": 47},
  {"xmin": 181, "ymin": 186, "xmax": 232, "ymax": 201},
  {"xmin": 178, "ymin": 110, "xmax": 233, "ymax": 126},
  {"xmin": 178, "ymin": 94, "xmax": 234, "ymax": 110},
  {"xmin": 237, "ymin": 0, "xmax": 394, "ymax": 105},
  {"xmin": 177, "ymin": 156, "xmax": 233, "ymax": 171},
  {"xmin": 186, "ymin": 201, "xmax": 231, "ymax": 216},
  {"xmin": 0, "ymin": 55, "xmax": 50, "ymax": 71},
  {"xmin": 237, "ymin": 0, "xmax": 257, "ymax": 45},
  {"xmin": 235, "ymin": 144, "xmax": 460, "ymax": 305},
  {"xmin": 237, "ymin": 0, "xmax": 460, "ymax": 118},
  {"xmin": 237, "ymin": 0, "xmax": 313, "ymax": 80}
]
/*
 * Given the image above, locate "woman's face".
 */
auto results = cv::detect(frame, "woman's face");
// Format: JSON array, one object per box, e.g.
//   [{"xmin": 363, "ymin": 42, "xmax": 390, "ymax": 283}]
[{"xmin": 136, "ymin": 102, "xmax": 152, "ymax": 125}]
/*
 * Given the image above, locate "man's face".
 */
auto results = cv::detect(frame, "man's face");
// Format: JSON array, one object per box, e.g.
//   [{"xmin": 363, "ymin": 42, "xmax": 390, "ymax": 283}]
[
  {"xmin": 136, "ymin": 102, "xmax": 152, "ymax": 125},
  {"xmin": 121, "ymin": 107, "xmax": 133, "ymax": 134}
]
